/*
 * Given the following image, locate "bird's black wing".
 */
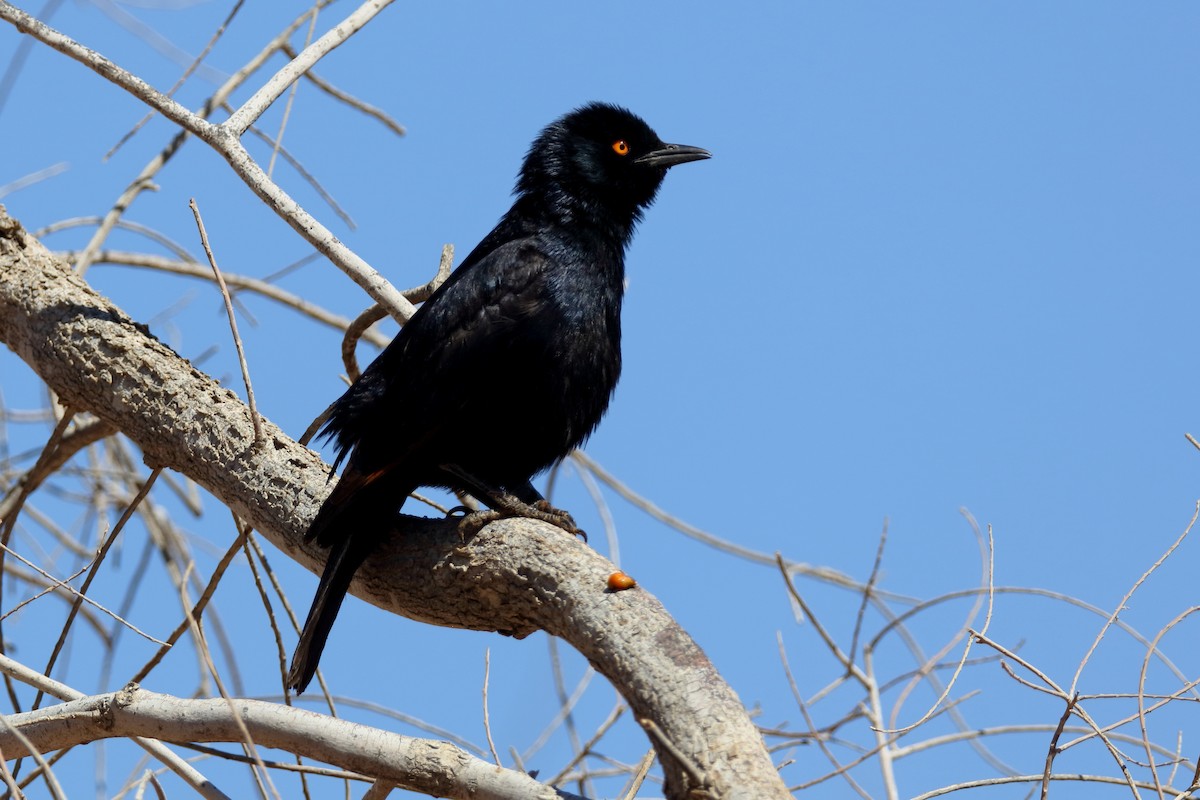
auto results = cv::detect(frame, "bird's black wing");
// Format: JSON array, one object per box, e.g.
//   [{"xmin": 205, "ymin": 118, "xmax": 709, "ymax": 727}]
[
  {"xmin": 290, "ymin": 238, "xmax": 562, "ymax": 693},
  {"xmin": 316, "ymin": 236, "xmax": 563, "ymax": 487}
]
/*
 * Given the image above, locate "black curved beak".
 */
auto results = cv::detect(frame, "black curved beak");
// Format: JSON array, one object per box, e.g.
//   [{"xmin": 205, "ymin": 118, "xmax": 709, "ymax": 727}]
[{"xmin": 634, "ymin": 143, "xmax": 712, "ymax": 169}]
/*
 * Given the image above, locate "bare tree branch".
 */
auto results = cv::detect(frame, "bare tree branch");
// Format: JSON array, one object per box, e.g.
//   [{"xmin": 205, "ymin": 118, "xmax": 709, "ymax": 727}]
[
  {"xmin": 0, "ymin": 682, "xmax": 577, "ymax": 800},
  {"xmin": 0, "ymin": 206, "xmax": 789, "ymax": 798},
  {"xmin": 0, "ymin": 0, "xmax": 415, "ymax": 321}
]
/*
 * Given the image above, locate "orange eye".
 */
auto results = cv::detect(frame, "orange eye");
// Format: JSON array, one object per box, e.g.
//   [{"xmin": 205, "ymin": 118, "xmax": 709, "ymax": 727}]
[{"xmin": 611, "ymin": 140, "xmax": 630, "ymax": 156}]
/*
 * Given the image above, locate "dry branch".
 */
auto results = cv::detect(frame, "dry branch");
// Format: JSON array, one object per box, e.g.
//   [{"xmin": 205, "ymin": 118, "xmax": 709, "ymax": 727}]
[
  {"xmin": 0, "ymin": 205, "xmax": 788, "ymax": 798},
  {"xmin": 0, "ymin": 683, "xmax": 566, "ymax": 800},
  {"xmin": 0, "ymin": 0, "xmax": 415, "ymax": 321}
]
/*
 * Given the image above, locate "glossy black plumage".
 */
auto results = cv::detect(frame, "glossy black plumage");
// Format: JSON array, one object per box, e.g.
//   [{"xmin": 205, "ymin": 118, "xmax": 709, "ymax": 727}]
[{"xmin": 287, "ymin": 103, "xmax": 709, "ymax": 693}]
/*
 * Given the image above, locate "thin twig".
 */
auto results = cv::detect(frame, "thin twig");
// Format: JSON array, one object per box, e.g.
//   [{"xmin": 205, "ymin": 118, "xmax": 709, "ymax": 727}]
[
  {"xmin": 572, "ymin": 458, "xmax": 620, "ymax": 566},
  {"xmin": 298, "ymin": 399, "xmax": 337, "ymax": 447},
  {"xmin": 776, "ymin": 632, "xmax": 874, "ymax": 800},
  {"xmin": 862, "ymin": 646, "xmax": 899, "ymax": 800},
  {"xmin": 548, "ymin": 634, "xmax": 586, "ymax": 796},
  {"xmin": 1138, "ymin": 606, "xmax": 1200, "ymax": 798},
  {"xmin": 339, "ymin": 243, "xmax": 455, "ymax": 380},
  {"xmin": 1069, "ymin": 501, "xmax": 1198, "ymax": 696},
  {"xmin": 548, "ymin": 702, "xmax": 626, "ymax": 786},
  {"xmin": 0, "ymin": 542, "xmax": 165, "ymax": 643},
  {"xmin": 848, "ymin": 518, "xmax": 888, "ymax": 668},
  {"xmin": 1183, "ymin": 755, "xmax": 1200, "ymax": 800},
  {"xmin": 0, "ymin": 1, "xmax": 416, "ymax": 318},
  {"xmin": 341, "ymin": 304, "xmax": 388, "ymax": 381},
  {"xmin": 0, "ymin": 755, "xmax": 22, "ymax": 799},
  {"xmin": 105, "ymin": 0, "xmax": 247, "ymax": 160},
  {"xmin": 129, "ymin": 525, "xmax": 250, "ymax": 685},
  {"xmin": 880, "ymin": 515, "xmax": 995, "ymax": 735},
  {"xmin": 189, "ymin": 198, "xmax": 262, "ymax": 446},
  {"xmin": 36, "ymin": 216, "xmax": 196, "ymax": 260},
  {"xmin": 619, "ymin": 749, "xmax": 656, "ymax": 800},
  {"xmin": 893, "ymin": 723, "xmax": 1192, "ymax": 763},
  {"xmin": 35, "ymin": 0, "xmax": 338, "ymax": 278},
  {"xmin": 287, "ymin": 695, "xmax": 486, "ymax": 757},
  {"xmin": 971, "ymin": 630, "xmax": 1065, "ymax": 696},
  {"xmin": 2, "ymin": 563, "xmax": 110, "ymax": 640},
  {"xmin": 576, "ymin": 450, "xmax": 898, "ymax": 597},
  {"xmin": 483, "ymin": 648, "xmax": 501, "ymax": 767},
  {"xmin": 0, "ymin": 408, "xmax": 75, "ymax": 548},
  {"xmin": 0, "ymin": 162, "xmax": 69, "ymax": 198},
  {"xmin": 34, "ymin": 468, "xmax": 162, "ymax": 710},
  {"xmin": 0, "ymin": 403, "xmax": 79, "ymax": 713},
  {"xmin": 1041, "ymin": 693, "xmax": 1078, "ymax": 800},
  {"xmin": 910, "ymin": 773, "xmax": 1176, "ymax": 799},
  {"xmin": 280, "ymin": 42, "xmax": 406, "ymax": 136},
  {"xmin": 177, "ymin": 562, "xmax": 280, "ymax": 800},
  {"xmin": 242, "ymin": 122, "xmax": 356, "ymax": 229},
  {"xmin": 62, "ymin": 251, "xmax": 389, "ymax": 347},
  {"xmin": 868, "ymin": 584, "xmax": 1195, "ymax": 698},
  {"xmin": 239, "ymin": 525, "xmax": 291, "ymax": 699},
  {"xmin": 774, "ymin": 553, "xmax": 869, "ymax": 685},
  {"xmin": 265, "ymin": 4, "xmax": 318, "ymax": 179},
  {"xmin": 638, "ymin": 718, "xmax": 707, "ymax": 793},
  {"xmin": 225, "ymin": 0, "xmax": 395, "ymax": 136}
]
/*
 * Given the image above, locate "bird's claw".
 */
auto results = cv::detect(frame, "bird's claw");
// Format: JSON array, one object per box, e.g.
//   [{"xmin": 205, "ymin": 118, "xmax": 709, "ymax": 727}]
[
  {"xmin": 455, "ymin": 495, "xmax": 587, "ymax": 542},
  {"xmin": 531, "ymin": 500, "xmax": 587, "ymax": 542}
]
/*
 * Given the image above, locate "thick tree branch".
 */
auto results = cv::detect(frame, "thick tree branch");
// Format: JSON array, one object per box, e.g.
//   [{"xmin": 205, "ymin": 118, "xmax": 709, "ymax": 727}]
[
  {"xmin": 0, "ymin": 206, "xmax": 788, "ymax": 799},
  {"xmin": 0, "ymin": 683, "xmax": 573, "ymax": 800}
]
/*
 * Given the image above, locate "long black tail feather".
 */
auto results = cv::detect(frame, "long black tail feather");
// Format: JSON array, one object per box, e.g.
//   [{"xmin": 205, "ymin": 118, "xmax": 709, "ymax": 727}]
[
  {"xmin": 288, "ymin": 470, "xmax": 407, "ymax": 694},
  {"xmin": 286, "ymin": 529, "xmax": 375, "ymax": 694}
]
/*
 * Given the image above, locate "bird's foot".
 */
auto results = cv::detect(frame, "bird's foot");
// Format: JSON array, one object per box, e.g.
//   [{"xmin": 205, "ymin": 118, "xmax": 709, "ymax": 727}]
[
  {"xmin": 530, "ymin": 500, "xmax": 587, "ymax": 542},
  {"xmin": 455, "ymin": 495, "xmax": 587, "ymax": 541}
]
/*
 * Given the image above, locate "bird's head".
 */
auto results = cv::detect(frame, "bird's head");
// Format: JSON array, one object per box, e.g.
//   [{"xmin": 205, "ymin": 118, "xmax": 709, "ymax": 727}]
[{"xmin": 517, "ymin": 102, "xmax": 710, "ymax": 227}]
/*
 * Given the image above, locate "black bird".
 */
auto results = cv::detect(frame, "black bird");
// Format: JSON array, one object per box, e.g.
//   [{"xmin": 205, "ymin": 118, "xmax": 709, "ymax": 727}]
[{"xmin": 287, "ymin": 102, "xmax": 709, "ymax": 693}]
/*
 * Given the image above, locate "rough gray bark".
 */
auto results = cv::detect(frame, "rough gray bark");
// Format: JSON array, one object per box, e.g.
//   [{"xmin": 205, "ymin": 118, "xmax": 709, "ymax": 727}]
[{"xmin": 0, "ymin": 205, "xmax": 790, "ymax": 799}]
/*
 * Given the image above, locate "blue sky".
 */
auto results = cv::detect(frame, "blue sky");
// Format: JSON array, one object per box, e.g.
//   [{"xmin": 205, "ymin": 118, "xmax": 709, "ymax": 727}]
[{"xmin": 3, "ymin": 3, "xmax": 1200, "ymax": 797}]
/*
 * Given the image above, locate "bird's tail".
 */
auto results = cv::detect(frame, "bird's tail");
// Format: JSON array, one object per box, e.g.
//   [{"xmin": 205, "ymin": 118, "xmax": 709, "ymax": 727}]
[{"xmin": 287, "ymin": 469, "xmax": 404, "ymax": 694}]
